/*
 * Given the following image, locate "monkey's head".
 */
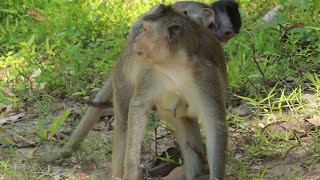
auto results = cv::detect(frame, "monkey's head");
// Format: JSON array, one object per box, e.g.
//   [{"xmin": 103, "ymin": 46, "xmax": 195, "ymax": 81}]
[
  {"xmin": 171, "ymin": 2, "xmax": 216, "ymax": 38},
  {"xmin": 133, "ymin": 6, "xmax": 204, "ymax": 64},
  {"xmin": 211, "ymin": 0, "xmax": 242, "ymax": 42}
]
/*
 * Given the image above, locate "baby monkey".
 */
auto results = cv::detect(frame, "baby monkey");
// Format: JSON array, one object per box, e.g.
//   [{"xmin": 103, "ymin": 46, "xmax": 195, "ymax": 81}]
[{"xmin": 112, "ymin": 5, "xmax": 227, "ymax": 180}]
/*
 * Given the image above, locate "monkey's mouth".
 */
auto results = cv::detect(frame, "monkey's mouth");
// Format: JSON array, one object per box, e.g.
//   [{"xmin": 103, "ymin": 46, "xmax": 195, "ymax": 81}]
[
  {"xmin": 217, "ymin": 36, "xmax": 229, "ymax": 43},
  {"xmin": 215, "ymin": 32, "xmax": 231, "ymax": 43}
]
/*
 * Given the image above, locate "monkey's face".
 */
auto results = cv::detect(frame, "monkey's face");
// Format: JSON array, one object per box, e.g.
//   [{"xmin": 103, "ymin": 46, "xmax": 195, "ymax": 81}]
[
  {"xmin": 133, "ymin": 20, "xmax": 180, "ymax": 64},
  {"xmin": 211, "ymin": 1, "xmax": 242, "ymax": 43},
  {"xmin": 134, "ymin": 21, "xmax": 164, "ymax": 63},
  {"xmin": 213, "ymin": 9, "xmax": 235, "ymax": 42}
]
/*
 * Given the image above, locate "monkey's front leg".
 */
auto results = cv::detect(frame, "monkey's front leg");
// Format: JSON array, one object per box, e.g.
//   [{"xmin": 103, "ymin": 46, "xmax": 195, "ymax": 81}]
[
  {"xmin": 111, "ymin": 80, "xmax": 134, "ymax": 178},
  {"xmin": 123, "ymin": 98, "xmax": 150, "ymax": 180},
  {"xmin": 122, "ymin": 69, "xmax": 154, "ymax": 180}
]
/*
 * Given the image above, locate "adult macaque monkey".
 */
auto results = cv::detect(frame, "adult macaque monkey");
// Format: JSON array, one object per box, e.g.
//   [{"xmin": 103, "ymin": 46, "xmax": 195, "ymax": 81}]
[
  {"xmin": 112, "ymin": 5, "xmax": 227, "ymax": 179},
  {"xmin": 45, "ymin": 0, "xmax": 239, "ymax": 165}
]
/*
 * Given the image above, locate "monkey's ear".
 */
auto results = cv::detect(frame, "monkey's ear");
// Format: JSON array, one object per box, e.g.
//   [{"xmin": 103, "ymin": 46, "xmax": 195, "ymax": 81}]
[
  {"xmin": 149, "ymin": 4, "xmax": 171, "ymax": 16},
  {"xmin": 167, "ymin": 24, "xmax": 182, "ymax": 43},
  {"xmin": 141, "ymin": 20, "xmax": 153, "ymax": 32},
  {"xmin": 152, "ymin": 4, "xmax": 167, "ymax": 14},
  {"xmin": 201, "ymin": 8, "xmax": 215, "ymax": 28}
]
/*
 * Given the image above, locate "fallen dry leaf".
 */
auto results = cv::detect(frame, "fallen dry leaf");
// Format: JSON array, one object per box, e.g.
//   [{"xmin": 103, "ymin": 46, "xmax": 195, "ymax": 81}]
[
  {"xmin": 0, "ymin": 113, "xmax": 26, "ymax": 125},
  {"xmin": 262, "ymin": 120, "xmax": 314, "ymax": 140},
  {"xmin": 75, "ymin": 172, "xmax": 88, "ymax": 180},
  {"xmin": 26, "ymin": 8, "xmax": 49, "ymax": 29},
  {"xmin": 305, "ymin": 117, "xmax": 320, "ymax": 126},
  {"xmin": 27, "ymin": 8, "xmax": 45, "ymax": 21},
  {"xmin": 6, "ymin": 130, "xmax": 36, "ymax": 148}
]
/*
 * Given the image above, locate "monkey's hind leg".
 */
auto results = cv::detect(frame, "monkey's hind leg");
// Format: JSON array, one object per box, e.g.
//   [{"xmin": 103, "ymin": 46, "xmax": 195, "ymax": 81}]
[
  {"xmin": 111, "ymin": 82, "xmax": 134, "ymax": 179},
  {"xmin": 198, "ymin": 97, "xmax": 227, "ymax": 180},
  {"xmin": 171, "ymin": 117, "xmax": 204, "ymax": 180}
]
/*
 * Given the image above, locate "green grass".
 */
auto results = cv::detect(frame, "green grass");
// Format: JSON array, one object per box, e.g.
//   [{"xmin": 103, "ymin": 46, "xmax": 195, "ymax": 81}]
[{"xmin": 1, "ymin": 0, "xmax": 320, "ymax": 179}]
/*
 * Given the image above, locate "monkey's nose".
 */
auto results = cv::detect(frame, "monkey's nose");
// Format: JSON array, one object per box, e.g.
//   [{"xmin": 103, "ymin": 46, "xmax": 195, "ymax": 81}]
[{"xmin": 225, "ymin": 31, "xmax": 234, "ymax": 38}]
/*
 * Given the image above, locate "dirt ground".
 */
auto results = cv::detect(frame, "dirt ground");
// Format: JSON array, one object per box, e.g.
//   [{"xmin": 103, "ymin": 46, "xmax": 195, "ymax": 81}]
[{"xmin": 1, "ymin": 94, "xmax": 320, "ymax": 179}]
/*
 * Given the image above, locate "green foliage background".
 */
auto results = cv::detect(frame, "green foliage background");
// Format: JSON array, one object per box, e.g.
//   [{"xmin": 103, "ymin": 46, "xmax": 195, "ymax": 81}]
[
  {"xmin": 0, "ymin": 0, "xmax": 319, "ymax": 104},
  {"xmin": 0, "ymin": 0, "xmax": 171, "ymax": 103}
]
